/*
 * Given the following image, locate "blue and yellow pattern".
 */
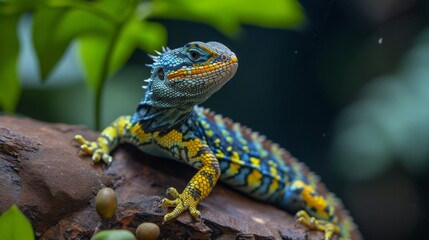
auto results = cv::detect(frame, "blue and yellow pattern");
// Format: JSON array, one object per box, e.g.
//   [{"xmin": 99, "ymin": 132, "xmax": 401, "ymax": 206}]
[{"xmin": 74, "ymin": 41, "xmax": 356, "ymax": 240}]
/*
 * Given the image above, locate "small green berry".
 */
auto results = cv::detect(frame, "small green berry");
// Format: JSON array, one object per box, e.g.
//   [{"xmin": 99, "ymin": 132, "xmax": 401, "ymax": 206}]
[
  {"xmin": 136, "ymin": 222, "xmax": 160, "ymax": 240},
  {"xmin": 91, "ymin": 230, "xmax": 136, "ymax": 240},
  {"xmin": 95, "ymin": 187, "xmax": 117, "ymax": 219}
]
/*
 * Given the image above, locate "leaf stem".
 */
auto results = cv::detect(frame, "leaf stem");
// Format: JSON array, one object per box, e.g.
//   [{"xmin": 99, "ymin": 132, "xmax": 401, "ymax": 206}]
[
  {"xmin": 94, "ymin": 24, "xmax": 122, "ymax": 130},
  {"xmin": 94, "ymin": 0, "xmax": 137, "ymax": 130}
]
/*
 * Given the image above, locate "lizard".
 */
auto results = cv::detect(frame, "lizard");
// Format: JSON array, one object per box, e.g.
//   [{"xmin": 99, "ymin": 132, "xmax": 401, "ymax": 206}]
[{"xmin": 74, "ymin": 41, "xmax": 357, "ymax": 240}]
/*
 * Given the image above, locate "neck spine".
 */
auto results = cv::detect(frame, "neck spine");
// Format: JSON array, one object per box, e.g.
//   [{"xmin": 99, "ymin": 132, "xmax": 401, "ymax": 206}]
[{"xmin": 132, "ymin": 88, "xmax": 194, "ymax": 132}]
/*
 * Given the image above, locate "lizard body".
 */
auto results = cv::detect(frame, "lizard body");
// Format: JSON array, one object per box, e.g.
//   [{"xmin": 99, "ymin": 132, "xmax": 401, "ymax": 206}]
[{"xmin": 75, "ymin": 41, "xmax": 356, "ymax": 239}]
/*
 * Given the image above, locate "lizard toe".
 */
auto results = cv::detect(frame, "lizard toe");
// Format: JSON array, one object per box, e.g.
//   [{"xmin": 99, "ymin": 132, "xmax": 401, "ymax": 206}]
[
  {"xmin": 101, "ymin": 153, "xmax": 113, "ymax": 165},
  {"xmin": 160, "ymin": 188, "xmax": 201, "ymax": 223},
  {"xmin": 160, "ymin": 198, "xmax": 178, "ymax": 207},
  {"xmin": 79, "ymin": 144, "xmax": 93, "ymax": 154},
  {"xmin": 166, "ymin": 187, "xmax": 180, "ymax": 198},
  {"xmin": 295, "ymin": 210, "xmax": 338, "ymax": 240},
  {"xmin": 74, "ymin": 135, "xmax": 89, "ymax": 145},
  {"xmin": 162, "ymin": 201, "xmax": 188, "ymax": 223},
  {"xmin": 189, "ymin": 206, "xmax": 201, "ymax": 220}
]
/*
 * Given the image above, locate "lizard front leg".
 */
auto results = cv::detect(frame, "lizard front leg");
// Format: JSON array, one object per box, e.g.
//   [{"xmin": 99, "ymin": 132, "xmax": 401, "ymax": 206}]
[
  {"xmin": 160, "ymin": 146, "xmax": 220, "ymax": 223},
  {"xmin": 74, "ymin": 115, "xmax": 133, "ymax": 165}
]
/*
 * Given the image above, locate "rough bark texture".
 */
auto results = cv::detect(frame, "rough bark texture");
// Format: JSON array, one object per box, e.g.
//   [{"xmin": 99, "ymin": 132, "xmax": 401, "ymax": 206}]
[{"xmin": 0, "ymin": 116, "xmax": 359, "ymax": 240}]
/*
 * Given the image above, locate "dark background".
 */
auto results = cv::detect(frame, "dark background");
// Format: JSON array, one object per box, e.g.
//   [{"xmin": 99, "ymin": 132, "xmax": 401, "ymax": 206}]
[{"xmin": 15, "ymin": 0, "xmax": 429, "ymax": 239}]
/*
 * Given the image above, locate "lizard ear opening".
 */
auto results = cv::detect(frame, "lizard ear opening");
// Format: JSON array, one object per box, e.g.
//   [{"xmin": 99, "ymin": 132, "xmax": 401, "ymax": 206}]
[{"xmin": 157, "ymin": 68, "xmax": 165, "ymax": 80}]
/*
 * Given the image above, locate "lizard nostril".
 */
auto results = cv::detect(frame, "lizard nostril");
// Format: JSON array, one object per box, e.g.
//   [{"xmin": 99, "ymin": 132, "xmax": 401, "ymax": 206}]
[
  {"xmin": 221, "ymin": 54, "xmax": 228, "ymax": 62},
  {"xmin": 157, "ymin": 68, "xmax": 165, "ymax": 80}
]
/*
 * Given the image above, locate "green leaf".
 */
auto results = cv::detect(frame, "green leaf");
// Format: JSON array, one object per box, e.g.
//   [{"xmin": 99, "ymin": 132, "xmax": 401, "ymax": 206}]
[
  {"xmin": 0, "ymin": 0, "xmax": 42, "ymax": 15},
  {"xmin": 79, "ymin": 11, "xmax": 166, "ymax": 130},
  {"xmin": 149, "ymin": 0, "xmax": 304, "ymax": 35},
  {"xmin": 31, "ymin": 0, "xmax": 136, "ymax": 81},
  {"xmin": 32, "ymin": 6, "xmax": 113, "ymax": 81},
  {"xmin": 79, "ymin": 33, "xmax": 111, "ymax": 89},
  {"xmin": 33, "ymin": 8, "xmax": 71, "ymax": 81},
  {"xmin": 0, "ymin": 13, "xmax": 21, "ymax": 112},
  {"xmin": 131, "ymin": 20, "xmax": 166, "ymax": 53},
  {"xmin": 91, "ymin": 230, "xmax": 136, "ymax": 240},
  {"xmin": 79, "ymin": 17, "xmax": 166, "ymax": 90},
  {"xmin": 113, "ymin": 17, "xmax": 166, "ymax": 70},
  {"xmin": 0, "ymin": 204, "xmax": 35, "ymax": 240},
  {"xmin": 90, "ymin": 0, "xmax": 135, "ymax": 21}
]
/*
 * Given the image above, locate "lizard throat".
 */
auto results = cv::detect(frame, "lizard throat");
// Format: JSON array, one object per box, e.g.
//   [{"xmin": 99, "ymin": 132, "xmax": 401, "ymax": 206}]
[{"xmin": 132, "ymin": 102, "xmax": 193, "ymax": 132}]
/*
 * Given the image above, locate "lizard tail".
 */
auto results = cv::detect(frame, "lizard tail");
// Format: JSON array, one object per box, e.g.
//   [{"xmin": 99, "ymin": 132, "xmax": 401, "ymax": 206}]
[
  {"xmin": 285, "ymin": 156, "xmax": 361, "ymax": 240},
  {"xmin": 325, "ymin": 193, "xmax": 360, "ymax": 240}
]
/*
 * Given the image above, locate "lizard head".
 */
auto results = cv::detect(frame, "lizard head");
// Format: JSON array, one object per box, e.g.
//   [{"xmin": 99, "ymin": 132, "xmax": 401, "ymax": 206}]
[{"xmin": 143, "ymin": 41, "xmax": 238, "ymax": 108}]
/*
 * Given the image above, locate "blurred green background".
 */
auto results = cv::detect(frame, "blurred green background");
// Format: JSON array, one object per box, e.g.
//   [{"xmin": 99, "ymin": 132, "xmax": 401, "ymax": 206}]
[{"xmin": 1, "ymin": 0, "xmax": 429, "ymax": 239}]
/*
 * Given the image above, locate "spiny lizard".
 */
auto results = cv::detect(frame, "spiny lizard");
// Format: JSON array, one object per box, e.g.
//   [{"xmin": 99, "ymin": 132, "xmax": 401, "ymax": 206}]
[{"xmin": 75, "ymin": 41, "xmax": 357, "ymax": 240}]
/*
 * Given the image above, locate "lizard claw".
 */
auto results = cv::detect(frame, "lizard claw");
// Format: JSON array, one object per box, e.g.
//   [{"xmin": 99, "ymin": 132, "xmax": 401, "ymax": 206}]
[
  {"xmin": 160, "ymin": 198, "xmax": 177, "ymax": 207},
  {"xmin": 189, "ymin": 205, "xmax": 201, "ymax": 220},
  {"xmin": 166, "ymin": 187, "xmax": 180, "ymax": 198},
  {"xmin": 295, "ymin": 210, "xmax": 338, "ymax": 240},
  {"xmin": 160, "ymin": 187, "xmax": 201, "ymax": 223},
  {"xmin": 74, "ymin": 135, "xmax": 89, "ymax": 145},
  {"xmin": 74, "ymin": 134, "xmax": 112, "ymax": 165}
]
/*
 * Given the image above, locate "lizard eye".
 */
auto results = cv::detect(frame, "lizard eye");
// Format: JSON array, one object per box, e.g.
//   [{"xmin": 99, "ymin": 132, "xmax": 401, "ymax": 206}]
[
  {"xmin": 189, "ymin": 50, "xmax": 200, "ymax": 60},
  {"xmin": 157, "ymin": 68, "xmax": 165, "ymax": 80}
]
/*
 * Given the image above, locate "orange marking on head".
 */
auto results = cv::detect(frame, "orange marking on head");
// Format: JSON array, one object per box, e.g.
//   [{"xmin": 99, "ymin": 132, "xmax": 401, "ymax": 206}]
[
  {"xmin": 191, "ymin": 68, "xmax": 206, "ymax": 75},
  {"xmin": 167, "ymin": 68, "xmax": 188, "ymax": 80},
  {"xmin": 167, "ymin": 57, "xmax": 237, "ymax": 81}
]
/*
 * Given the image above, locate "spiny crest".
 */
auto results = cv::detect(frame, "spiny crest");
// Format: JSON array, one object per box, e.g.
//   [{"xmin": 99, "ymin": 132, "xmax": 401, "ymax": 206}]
[
  {"xmin": 142, "ymin": 46, "xmax": 172, "ymax": 90},
  {"xmin": 197, "ymin": 107, "xmax": 328, "ymax": 185},
  {"xmin": 142, "ymin": 78, "xmax": 152, "ymax": 90},
  {"xmin": 146, "ymin": 45, "xmax": 171, "ymax": 69},
  {"xmin": 198, "ymin": 106, "xmax": 297, "ymax": 164},
  {"xmin": 197, "ymin": 105, "xmax": 360, "ymax": 232}
]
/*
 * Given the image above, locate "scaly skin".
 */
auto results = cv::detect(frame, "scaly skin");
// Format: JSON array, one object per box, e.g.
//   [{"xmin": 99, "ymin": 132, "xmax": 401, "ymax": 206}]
[{"xmin": 74, "ymin": 41, "xmax": 356, "ymax": 239}]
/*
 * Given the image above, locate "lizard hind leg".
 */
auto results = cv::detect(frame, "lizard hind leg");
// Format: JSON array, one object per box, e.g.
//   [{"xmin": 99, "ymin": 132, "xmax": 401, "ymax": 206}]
[
  {"xmin": 296, "ymin": 210, "xmax": 340, "ymax": 240},
  {"xmin": 281, "ymin": 180, "xmax": 340, "ymax": 240}
]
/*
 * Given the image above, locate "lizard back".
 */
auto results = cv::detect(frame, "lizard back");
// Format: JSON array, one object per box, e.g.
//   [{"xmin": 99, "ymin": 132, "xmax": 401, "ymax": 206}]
[{"xmin": 192, "ymin": 106, "xmax": 317, "ymax": 206}]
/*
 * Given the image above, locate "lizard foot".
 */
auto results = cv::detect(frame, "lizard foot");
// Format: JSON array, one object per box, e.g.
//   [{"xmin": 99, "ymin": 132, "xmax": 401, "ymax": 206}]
[
  {"xmin": 160, "ymin": 187, "xmax": 201, "ymax": 223},
  {"xmin": 296, "ymin": 210, "xmax": 339, "ymax": 240},
  {"xmin": 74, "ymin": 135, "xmax": 112, "ymax": 165}
]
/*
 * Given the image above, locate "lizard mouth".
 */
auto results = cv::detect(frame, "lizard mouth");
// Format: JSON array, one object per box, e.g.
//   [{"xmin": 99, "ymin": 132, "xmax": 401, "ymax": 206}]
[{"xmin": 166, "ymin": 56, "xmax": 238, "ymax": 82}]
